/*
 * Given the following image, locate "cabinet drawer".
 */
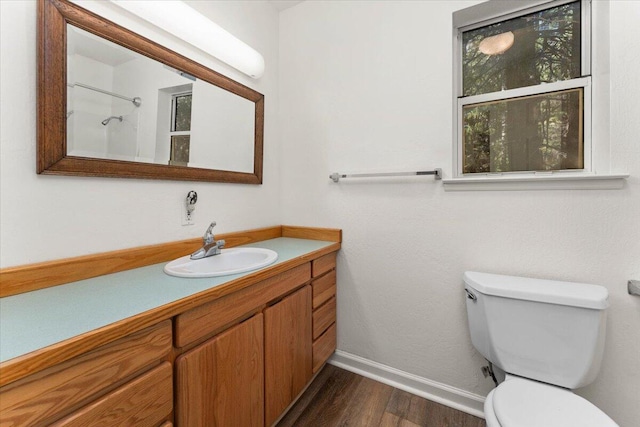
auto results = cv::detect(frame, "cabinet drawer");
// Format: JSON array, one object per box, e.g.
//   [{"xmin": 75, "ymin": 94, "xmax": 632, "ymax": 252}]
[
  {"xmin": 175, "ymin": 264, "xmax": 310, "ymax": 348},
  {"xmin": 312, "ymin": 252, "xmax": 336, "ymax": 277},
  {"xmin": 312, "ymin": 269, "xmax": 336, "ymax": 309},
  {"xmin": 313, "ymin": 297, "xmax": 336, "ymax": 340},
  {"xmin": 312, "ymin": 323, "xmax": 336, "ymax": 373},
  {"xmin": 0, "ymin": 321, "xmax": 172, "ymax": 427},
  {"xmin": 51, "ymin": 362, "xmax": 173, "ymax": 427}
]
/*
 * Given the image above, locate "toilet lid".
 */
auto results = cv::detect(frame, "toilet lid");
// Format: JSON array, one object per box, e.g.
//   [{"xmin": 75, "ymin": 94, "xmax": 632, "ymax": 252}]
[{"xmin": 492, "ymin": 378, "xmax": 618, "ymax": 427}]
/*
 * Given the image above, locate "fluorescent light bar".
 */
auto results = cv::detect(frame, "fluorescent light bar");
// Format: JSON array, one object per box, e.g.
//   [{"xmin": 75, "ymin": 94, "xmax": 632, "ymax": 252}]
[{"xmin": 110, "ymin": 0, "xmax": 265, "ymax": 78}]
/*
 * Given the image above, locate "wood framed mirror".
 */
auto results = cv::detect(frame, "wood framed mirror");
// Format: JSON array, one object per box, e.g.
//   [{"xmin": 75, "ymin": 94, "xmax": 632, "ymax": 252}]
[{"xmin": 37, "ymin": 0, "xmax": 264, "ymax": 184}]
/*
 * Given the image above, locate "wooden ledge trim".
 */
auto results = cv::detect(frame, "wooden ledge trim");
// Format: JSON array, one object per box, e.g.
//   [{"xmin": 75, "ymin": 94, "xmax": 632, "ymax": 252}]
[
  {"xmin": 282, "ymin": 225, "xmax": 342, "ymax": 242},
  {"xmin": 0, "ymin": 242, "xmax": 340, "ymax": 387},
  {"xmin": 0, "ymin": 226, "xmax": 282, "ymax": 298}
]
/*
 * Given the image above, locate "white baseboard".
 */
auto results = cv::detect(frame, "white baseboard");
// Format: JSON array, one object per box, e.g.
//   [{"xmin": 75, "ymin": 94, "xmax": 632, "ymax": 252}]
[{"xmin": 328, "ymin": 350, "xmax": 486, "ymax": 419}]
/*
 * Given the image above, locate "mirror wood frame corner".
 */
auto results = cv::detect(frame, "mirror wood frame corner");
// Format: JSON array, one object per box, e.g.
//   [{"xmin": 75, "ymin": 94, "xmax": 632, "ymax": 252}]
[{"xmin": 37, "ymin": 0, "xmax": 264, "ymax": 184}]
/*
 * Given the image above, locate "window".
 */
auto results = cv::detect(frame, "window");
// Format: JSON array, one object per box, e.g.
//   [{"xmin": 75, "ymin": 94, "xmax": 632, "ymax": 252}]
[
  {"xmin": 453, "ymin": 0, "xmax": 591, "ymax": 177},
  {"xmin": 169, "ymin": 92, "xmax": 192, "ymax": 166}
]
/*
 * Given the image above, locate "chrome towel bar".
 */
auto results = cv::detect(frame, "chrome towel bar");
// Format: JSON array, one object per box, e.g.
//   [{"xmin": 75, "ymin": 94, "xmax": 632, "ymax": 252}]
[{"xmin": 330, "ymin": 169, "xmax": 442, "ymax": 183}]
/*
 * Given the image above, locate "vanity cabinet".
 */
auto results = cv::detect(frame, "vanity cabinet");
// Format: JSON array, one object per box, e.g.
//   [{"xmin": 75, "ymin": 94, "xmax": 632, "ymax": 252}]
[
  {"xmin": 50, "ymin": 361, "xmax": 173, "ymax": 427},
  {"xmin": 311, "ymin": 253, "xmax": 338, "ymax": 373},
  {"xmin": 175, "ymin": 285, "xmax": 314, "ymax": 427},
  {"xmin": 176, "ymin": 314, "xmax": 264, "ymax": 427},
  {"xmin": 0, "ymin": 234, "xmax": 339, "ymax": 427},
  {"xmin": 264, "ymin": 285, "xmax": 312, "ymax": 426},
  {"xmin": 0, "ymin": 321, "xmax": 173, "ymax": 426},
  {"xmin": 175, "ymin": 266, "xmax": 315, "ymax": 427},
  {"xmin": 173, "ymin": 264, "xmax": 311, "ymax": 349}
]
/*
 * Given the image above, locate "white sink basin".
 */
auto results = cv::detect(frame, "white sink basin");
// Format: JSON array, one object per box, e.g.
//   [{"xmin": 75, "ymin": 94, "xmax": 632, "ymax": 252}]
[{"xmin": 164, "ymin": 247, "xmax": 278, "ymax": 278}]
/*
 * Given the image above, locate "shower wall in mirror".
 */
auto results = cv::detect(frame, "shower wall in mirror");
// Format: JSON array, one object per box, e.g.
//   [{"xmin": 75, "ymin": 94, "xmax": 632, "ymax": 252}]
[
  {"xmin": 67, "ymin": 26, "xmax": 255, "ymax": 172},
  {"xmin": 38, "ymin": 0, "xmax": 264, "ymax": 184}
]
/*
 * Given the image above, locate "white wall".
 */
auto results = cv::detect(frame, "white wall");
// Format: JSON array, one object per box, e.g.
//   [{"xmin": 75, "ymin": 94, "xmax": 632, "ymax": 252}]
[
  {"xmin": 112, "ymin": 56, "xmax": 192, "ymax": 161},
  {"xmin": 0, "ymin": 0, "xmax": 280, "ymax": 267},
  {"xmin": 279, "ymin": 1, "xmax": 640, "ymax": 425},
  {"xmin": 67, "ymin": 54, "xmax": 113, "ymax": 156},
  {"xmin": 190, "ymin": 81, "xmax": 255, "ymax": 172}
]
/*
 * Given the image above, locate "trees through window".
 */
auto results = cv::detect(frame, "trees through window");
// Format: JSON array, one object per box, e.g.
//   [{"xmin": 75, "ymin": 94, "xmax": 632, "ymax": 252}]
[
  {"xmin": 456, "ymin": 1, "xmax": 589, "ymax": 175},
  {"xmin": 169, "ymin": 92, "xmax": 192, "ymax": 166}
]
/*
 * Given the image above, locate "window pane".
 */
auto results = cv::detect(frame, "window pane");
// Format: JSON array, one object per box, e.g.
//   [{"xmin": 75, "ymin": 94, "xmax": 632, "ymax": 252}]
[
  {"xmin": 462, "ymin": 1, "xmax": 581, "ymax": 96},
  {"xmin": 173, "ymin": 94, "xmax": 192, "ymax": 132},
  {"xmin": 463, "ymin": 88, "xmax": 583, "ymax": 174},
  {"xmin": 170, "ymin": 135, "xmax": 190, "ymax": 166}
]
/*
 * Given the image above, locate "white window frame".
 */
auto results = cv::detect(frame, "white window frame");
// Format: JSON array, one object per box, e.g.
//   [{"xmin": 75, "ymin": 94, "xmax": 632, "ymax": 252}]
[
  {"xmin": 446, "ymin": 0, "xmax": 627, "ymax": 190},
  {"xmin": 170, "ymin": 91, "xmax": 192, "ymax": 137},
  {"xmin": 169, "ymin": 91, "xmax": 192, "ymax": 166}
]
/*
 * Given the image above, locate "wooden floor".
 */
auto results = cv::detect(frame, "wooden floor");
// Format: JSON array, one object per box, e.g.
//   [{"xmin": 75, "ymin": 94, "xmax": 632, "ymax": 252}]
[{"xmin": 277, "ymin": 364, "xmax": 486, "ymax": 427}]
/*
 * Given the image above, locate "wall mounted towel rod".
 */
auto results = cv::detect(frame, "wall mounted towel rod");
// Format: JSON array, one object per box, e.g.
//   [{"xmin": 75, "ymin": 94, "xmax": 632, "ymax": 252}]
[
  {"xmin": 629, "ymin": 280, "xmax": 640, "ymax": 297},
  {"xmin": 330, "ymin": 169, "xmax": 442, "ymax": 182},
  {"xmin": 68, "ymin": 82, "xmax": 142, "ymax": 107}
]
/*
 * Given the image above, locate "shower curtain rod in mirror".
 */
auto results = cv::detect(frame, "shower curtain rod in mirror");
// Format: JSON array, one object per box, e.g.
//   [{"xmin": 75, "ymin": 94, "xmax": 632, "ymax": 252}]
[{"xmin": 67, "ymin": 82, "xmax": 142, "ymax": 107}]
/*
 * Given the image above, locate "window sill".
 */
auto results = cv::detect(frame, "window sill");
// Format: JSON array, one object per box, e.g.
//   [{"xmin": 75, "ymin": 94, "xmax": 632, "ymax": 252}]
[{"xmin": 442, "ymin": 173, "xmax": 629, "ymax": 191}]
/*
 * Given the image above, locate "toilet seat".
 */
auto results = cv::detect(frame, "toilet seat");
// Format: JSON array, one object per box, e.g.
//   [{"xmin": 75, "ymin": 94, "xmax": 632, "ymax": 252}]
[{"xmin": 489, "ymin": 378, "xmax": 618, "ymax": 427}]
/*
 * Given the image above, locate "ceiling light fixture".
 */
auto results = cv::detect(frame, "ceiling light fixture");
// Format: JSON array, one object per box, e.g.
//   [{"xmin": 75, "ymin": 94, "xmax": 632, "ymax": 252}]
[
  {"xmin": 109, "ymin": 0, "xmax": 265, "ymax": 79},
  {"xmin": 478, "ymin": 31, "xmax": 515, "ymax": 56}
]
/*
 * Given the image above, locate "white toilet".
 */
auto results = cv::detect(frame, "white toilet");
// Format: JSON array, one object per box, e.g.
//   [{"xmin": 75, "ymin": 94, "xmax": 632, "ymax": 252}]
[{"xmin": 463, "ymin": 271, "xmax": 619, "ymax": 427}]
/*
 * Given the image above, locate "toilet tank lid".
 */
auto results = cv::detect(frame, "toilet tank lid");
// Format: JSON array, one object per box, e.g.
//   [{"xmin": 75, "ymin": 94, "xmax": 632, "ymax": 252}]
[{"xmin": 464, "ymin": 271, "xmax": 609, "ymax": 310}]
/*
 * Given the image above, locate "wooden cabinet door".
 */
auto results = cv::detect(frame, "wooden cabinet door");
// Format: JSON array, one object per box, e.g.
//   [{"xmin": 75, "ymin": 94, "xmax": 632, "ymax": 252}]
[
  {"xmin": 50, "ymin": 362, "xmax": 173, "ymax": 427},
  {"xmin": 264, "ymin": 286, "xmax": 312, "ymax": 426},
  {"xmin": 175, "ymin": 314, "xmax": 264, "ymax": 427}
]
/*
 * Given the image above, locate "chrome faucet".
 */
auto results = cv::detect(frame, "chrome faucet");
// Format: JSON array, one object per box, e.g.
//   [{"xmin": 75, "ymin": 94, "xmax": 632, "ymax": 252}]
[{"xmin": 190, "ymin": 222, "xmax": 226, "ymax": 260}]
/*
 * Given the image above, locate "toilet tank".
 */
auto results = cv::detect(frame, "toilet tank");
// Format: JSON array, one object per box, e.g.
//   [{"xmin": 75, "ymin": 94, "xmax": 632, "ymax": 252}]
[{"xmin": 464, "ymin": 271, "xmax": 609, "ymax": 389}]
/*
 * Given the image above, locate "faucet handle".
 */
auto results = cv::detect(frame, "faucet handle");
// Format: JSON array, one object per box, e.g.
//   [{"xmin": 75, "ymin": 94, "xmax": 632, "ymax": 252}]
[{"xmin": 203, "ymin": 222, "xmax": 216, "ymax": 244}]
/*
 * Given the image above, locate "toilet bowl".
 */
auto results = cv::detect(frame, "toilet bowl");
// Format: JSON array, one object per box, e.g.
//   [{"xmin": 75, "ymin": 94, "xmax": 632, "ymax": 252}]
[
  {"xmin": 484, "ymin": 376, "xmax": 618, "ymax": 427},
  {"xmin": 463, "ymin": 271, "xmax": 619, "ymax": 426}
]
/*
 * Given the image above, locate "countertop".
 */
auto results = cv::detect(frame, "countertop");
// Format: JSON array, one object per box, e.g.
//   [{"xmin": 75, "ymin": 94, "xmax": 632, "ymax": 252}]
[{"xmin": 0, "ymin": 237, "xmax": 335, "ymax": 363}]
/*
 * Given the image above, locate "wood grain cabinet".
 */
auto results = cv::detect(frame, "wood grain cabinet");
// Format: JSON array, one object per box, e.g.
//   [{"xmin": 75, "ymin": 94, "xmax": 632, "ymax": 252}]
[
  {"xmin": 264, "ymin": 286, "xmax": 312, "ymax": 426},
  {"xmin": 311, "ymin": 254, "xmax": 337, "ymax": 373},
  {"xmin": 50, "ymin": 362, "xmax": 173, "ymax": 427},
  {"xmin": 0, "ymin": 249, "xmax": 339, "ymax": 427},
  {"xmin": 0, "ymin": 321, "xmax": 172, "ymax": 426},
  {"xmin": 176, "ymin": 314, "xmax": 264, "ymax": 427},
  {"xmin": 174, "ymin": 257, "xmax": 336, "ymax": 427}
]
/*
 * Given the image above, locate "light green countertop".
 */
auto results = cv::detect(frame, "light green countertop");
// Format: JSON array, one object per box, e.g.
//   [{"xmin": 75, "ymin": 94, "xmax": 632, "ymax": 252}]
[{"xmin": 0, "ymin": 237, "xmax": 335, "ymax": 363}]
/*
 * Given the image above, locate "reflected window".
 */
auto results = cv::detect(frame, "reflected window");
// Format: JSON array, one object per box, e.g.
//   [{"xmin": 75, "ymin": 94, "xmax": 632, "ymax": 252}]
[{"xmin": 169, "ymin": 92, "xmax": 192, "ymax": 166}]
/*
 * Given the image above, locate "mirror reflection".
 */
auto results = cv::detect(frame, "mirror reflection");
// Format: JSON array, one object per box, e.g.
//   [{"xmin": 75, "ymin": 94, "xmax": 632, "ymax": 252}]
[{"xmin": 66, "ymin": 25, "xmax": 255, "ymax": 173}]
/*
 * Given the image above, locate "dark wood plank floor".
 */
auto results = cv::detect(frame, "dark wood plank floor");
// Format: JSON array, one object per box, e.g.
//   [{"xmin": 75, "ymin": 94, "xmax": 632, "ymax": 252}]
[{"xmin": 277, "ymin": 364, "xmax": 486, "ymax": 427}]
